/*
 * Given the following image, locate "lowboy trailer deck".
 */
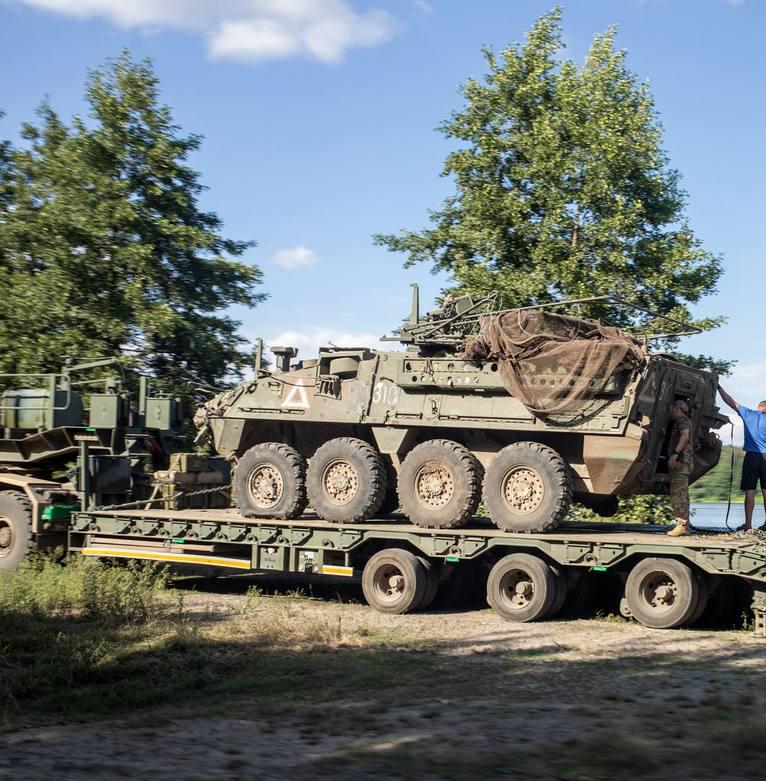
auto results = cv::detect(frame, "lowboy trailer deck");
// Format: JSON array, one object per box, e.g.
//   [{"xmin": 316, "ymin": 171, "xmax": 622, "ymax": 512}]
[{"xmin": 67, "ymin": 508, "xmax": 766, "ymax": 636}]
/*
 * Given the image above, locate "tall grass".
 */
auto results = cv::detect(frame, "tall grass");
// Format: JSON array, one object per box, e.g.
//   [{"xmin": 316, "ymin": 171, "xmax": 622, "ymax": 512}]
[
  {"xmin": 0, "ymin": 554, "xmax": 168, "ymax": 624},
  {"xmin": 0, "ymin": 555, "xmax": 169, "ymax": 727}
]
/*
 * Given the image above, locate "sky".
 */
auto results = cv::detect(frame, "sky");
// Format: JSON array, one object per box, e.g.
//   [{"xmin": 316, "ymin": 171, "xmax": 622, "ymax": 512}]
[{"xmin": 0, "ymin": 0, "xmax": 764, "ymax": 442}]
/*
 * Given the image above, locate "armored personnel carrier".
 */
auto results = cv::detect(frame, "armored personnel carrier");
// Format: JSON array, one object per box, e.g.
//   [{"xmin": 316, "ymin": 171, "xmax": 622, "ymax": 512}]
[{"xmin": 195, "ymin": 289, "xmax": 727, "ymax": 533}]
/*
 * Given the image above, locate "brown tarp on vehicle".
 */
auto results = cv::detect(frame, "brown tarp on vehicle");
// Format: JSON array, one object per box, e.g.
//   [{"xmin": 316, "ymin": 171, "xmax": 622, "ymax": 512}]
[{"xmin": 463, "ymin": 310, "xmax": 646, "ymax": 414}]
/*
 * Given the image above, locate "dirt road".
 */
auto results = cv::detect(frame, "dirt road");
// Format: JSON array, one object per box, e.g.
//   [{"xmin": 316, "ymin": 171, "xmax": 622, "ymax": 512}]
[{"xmin": 2, "ymin": 581, "xmax": 765, "ymax": 781}]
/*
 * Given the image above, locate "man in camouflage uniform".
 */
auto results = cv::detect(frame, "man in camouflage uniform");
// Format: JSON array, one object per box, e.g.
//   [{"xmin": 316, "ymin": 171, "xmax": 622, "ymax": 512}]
[{"xmin": 667, "ymin": 400, "xmax": 694, "ymax": 537}]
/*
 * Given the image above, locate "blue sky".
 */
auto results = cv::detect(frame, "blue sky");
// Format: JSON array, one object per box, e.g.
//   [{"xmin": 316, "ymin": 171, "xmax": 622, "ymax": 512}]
[{"xmin": 1, "ymin": 0, "xmax": 764, "ymax": 438}]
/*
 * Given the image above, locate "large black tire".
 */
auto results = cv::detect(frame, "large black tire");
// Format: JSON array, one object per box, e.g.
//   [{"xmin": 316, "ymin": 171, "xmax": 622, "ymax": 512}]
[
  {"xmin": 398, "ymin": 440, "xmax": 482, "ymax": 529},
  {"xmin": 307, "ymin": 438, "xmax": 386, "ymax": 523},
  {"xmin": 362, "ymin": 549, "xmax": 427, "ymax": 614},
  {"xmin": 483, "ymin": 442, "xmax": 572, "ymax": 533},
  {"xmin": 624, "ymin": 558, "xmax": 700, "ymax": 629},
  {"xmin": 234, "ymin": 443, "xmax": 307, "ymax": 519},
  {"xmin": 487, "ymin": 553, "xmax": 557, "ymax": 622},
  {"xmin": 0, "ymin": 490, "xmax": 33, "ymax": 573}
]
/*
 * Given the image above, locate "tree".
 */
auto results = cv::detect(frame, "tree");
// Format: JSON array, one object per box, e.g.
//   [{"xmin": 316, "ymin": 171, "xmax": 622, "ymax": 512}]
[
  {"xmin": 0, "ymin": 53, "xmax": 264, "ymax": 393},
  {"xmin": 374, "ymin": 8, "xmax": 723, "ymax": 362},
  {"xmin": 376, "ymin": 9, "xmax": 726, "ymax": 523}
]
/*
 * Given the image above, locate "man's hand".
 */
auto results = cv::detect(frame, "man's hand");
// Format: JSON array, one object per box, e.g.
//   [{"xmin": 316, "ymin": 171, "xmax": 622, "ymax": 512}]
[{"xmin": 668, "ymin": 453, "xmax": 678, "ymax": 469}]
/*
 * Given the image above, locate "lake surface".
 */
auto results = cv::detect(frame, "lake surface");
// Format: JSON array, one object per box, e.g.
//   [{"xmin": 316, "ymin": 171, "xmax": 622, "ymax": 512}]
[{"xmin": 690, "ymin": 501, "xmax": 766, "ymax": 530}]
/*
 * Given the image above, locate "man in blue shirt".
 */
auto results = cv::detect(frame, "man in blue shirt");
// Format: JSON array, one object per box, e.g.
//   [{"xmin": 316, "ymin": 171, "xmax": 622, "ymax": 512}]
[{"xmin": 718, "ymin": 385, "xmax": 766, "ymax": 530}]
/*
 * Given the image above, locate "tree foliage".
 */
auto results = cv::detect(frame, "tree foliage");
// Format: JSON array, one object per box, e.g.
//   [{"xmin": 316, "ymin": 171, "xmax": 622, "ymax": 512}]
[
  {"xmin": 375, "ymin": 8, "xmax": 723, "ymax": 356},
  {"xmin": 0, "ymin": 52, "xmax": 264, "ymax": 393}
]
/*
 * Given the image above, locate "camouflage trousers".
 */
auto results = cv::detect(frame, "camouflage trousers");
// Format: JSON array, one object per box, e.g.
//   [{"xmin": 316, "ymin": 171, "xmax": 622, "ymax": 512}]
[{"xmin": 669, "ymin": 462, "xmax": 691, "ymax": 523}]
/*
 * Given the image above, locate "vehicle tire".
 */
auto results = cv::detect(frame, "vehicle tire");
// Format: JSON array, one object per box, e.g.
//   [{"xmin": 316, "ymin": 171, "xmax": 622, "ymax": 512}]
[
  {"xmin": 377, "ymin": 459, "xmax": 401, "ymax": 516},
  {"xmin": 234, "ymin": 443, "xmax": 307, "ymax": 520},
  {"xmin": 624, "ymin": 558, "xmax": 700, "ymax": 629},
  {"xmin": 416, "ymin": 556, "xmax": 440, "ymax": 611},
  {"xmin": 398, "ymin": 440, "xmax": 482, "ymax": 529},
  {"xmin": 307, "ymin": 438, "xmax": 386, "ymax": 523},
  {"xmin": 487, "ymin": 553, "xmax": 557, "ymax": 622},
  {"xmin": 546, "ymin": 564, "xmax": 569, "ymax": 619},
  {"xmin": 362, "ymin": 548, "xmax": 428, "ymax": 614},
  {"xmin": 0, "ymin": 490, "xmax": 33, "ymax": 573},
  {"xmin": 483, "ymin": 442, "xmax": 572, "ymax": 533}
]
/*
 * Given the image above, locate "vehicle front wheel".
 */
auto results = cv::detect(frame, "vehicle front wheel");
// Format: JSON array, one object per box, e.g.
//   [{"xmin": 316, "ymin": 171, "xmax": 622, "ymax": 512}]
[
  {"xmin": 307, "ymin": 438, "xmax": 386, "ymax": 523},
  {"xmin": 234, "ymin": 443, "xmax": 307, "ymax": 519}
]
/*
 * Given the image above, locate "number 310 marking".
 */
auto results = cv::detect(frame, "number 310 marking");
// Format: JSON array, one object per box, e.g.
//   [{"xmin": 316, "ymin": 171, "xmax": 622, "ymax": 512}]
[{"xmin": 373, "ymin": 382, "xmax": 399, "ymax": 406}]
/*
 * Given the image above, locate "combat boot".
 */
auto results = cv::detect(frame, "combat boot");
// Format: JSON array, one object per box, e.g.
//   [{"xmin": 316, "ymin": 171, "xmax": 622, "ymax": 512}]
[{"xmin": 666, "ymin": 521, "xmax": 690, "ymax": 537}]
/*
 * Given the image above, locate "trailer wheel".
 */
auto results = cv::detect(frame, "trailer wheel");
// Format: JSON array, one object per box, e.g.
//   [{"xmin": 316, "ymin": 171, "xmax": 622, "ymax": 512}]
[
  {"xmin": 235, "ymin": 443, "xmax": 307, "ymax": 519},
  {"xmin": 398, "ymin": 440, "xmax": 482, "ymax": 529},
  {"xmin": 624, "ymin": 558, "xmax": 700, "ymax": 629},
  {"xmin": 483, "ymin": 442, "xmax": 572, "ymax": 533},
  {"xmin": 362, "ymin": 549, "xmax": 427, "ymax": 614},
  {"xmin": 0, "ymin": 490, "xmax": 33, "ymax": 573},
  {"xmin": 487, "ymin": 553, "xmax": 557, "ymax": 622},
  {"xmin": 416, "ymin": 556, "xmax": 440, "ymax": 611},
  {"xmin": 307, "ymin": 438, "xmax": 386, "ymax": 522}
]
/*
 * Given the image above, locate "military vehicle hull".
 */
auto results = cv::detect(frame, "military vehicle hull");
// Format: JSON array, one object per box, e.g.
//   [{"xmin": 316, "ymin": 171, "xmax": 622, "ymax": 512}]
[{"xmin": 198, "ymin": 336, "xmax": 726, "ymax": 534}]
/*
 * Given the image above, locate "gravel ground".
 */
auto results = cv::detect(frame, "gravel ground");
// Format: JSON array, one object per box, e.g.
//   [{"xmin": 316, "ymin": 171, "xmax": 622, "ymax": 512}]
[{"xmin": 2, "ymin": 581, "xmax": 765, "ymax": 781}]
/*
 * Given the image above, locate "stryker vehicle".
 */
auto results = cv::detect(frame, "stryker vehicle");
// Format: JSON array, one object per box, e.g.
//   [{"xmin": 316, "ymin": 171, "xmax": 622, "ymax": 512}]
[{"xmin": 194, "ymin": 289, "xmax": 728, "ymax": 534}]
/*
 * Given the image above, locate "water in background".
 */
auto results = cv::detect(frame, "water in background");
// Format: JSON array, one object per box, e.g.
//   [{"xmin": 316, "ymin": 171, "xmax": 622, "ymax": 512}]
[{"xmin": 691, "ymin": 501, "xmax": 766, "ymax": 531}]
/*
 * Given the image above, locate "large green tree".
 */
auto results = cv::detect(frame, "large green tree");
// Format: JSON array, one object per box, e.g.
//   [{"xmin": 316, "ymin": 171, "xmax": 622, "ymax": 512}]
[
  {"xmin": 1, "ymin": 53, "xmax": 264, "ymax": 392},
  {"xmin": 375, "ymin": 8, "xmax": 722, "ymax": 353}
]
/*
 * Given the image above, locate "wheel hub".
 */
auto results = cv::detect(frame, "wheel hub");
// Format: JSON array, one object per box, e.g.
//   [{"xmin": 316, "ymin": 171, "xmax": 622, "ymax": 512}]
[
  {"xmin": 415, "ymin": 461, "xmax": 455, "ymax": 509},
  {"xmin": 502, "ymin": 467, "xmax": 545, "ymax": 514},
  {"xmin": 374, "ymin": 565, "xmax": 405, "ymax": 602},
  {"xmin": 0, "ymin": 517, "xmax": 12, "ymax": 556},
  {"xmin": 500, "ymin": 569, "xmax": 535, "ymax": 609},
  {"xmin": 248, "ymin": 465, "xmax": 284, "ymax": 509},
  {"xmin": 642, "ymin": 575, "xmax": 678, "ymax": 610},
  {"xmin": 323, "ymin": 461, "xmax": 359, "ymax": 505}
]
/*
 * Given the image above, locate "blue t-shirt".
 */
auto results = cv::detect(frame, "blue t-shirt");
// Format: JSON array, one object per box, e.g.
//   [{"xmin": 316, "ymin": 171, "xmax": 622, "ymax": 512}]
[{"xmin": 738, "ymin": 406, "xmax": 766, "ymax": 453}]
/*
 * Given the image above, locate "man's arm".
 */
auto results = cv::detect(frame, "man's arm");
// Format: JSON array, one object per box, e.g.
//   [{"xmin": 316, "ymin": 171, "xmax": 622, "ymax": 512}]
[
  {"xmin": 668, "ymin": 427, "xmax": 690, "ymax": 469},
  {"xmin": 718, "ymin": 385, "xmax": 739, "ymax": 412}
]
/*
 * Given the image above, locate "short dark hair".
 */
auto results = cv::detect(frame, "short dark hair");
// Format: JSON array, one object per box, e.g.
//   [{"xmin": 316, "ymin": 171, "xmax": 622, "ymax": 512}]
[{"xmin": 759, "ymin": 400, "xmax": 766, "ymax": 409}]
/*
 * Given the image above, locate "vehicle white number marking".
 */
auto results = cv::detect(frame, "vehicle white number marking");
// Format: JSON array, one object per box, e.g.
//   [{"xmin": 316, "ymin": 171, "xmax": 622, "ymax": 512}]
[{"xmin": 373, "ymin": 381, "xmax": 400, "ymax": 406}]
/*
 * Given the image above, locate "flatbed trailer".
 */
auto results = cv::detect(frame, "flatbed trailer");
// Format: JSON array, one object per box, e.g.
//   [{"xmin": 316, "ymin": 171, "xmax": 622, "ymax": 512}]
[{"xmin": 67, "ymin": 508, "xmax": 766, "ymax": 636}]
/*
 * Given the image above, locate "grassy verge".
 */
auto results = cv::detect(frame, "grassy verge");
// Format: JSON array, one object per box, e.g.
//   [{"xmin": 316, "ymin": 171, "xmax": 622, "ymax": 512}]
[{"xmin": 0, "ymin": 556, "xmax": 445, "ymax": 732}]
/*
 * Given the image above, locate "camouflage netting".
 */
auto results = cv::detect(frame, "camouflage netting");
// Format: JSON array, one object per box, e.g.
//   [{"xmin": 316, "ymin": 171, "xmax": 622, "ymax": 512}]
[{"xmin": 463, "ymin": 310, "xmax": 646, "ymax": 414}]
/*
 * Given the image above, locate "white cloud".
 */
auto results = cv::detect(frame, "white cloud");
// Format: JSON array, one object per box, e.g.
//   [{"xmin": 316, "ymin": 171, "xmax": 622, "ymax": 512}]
[
  {"xmin": 17, "ymin": 0, "xmax": 399, "ymax": 63},
  {"xmin": 272, "ymin": 245, "xmax": 319, "ymax": 270},
  {"xmin": 413, "ymin": 0, "xmax": 433, "ymax": 12},
  {"xmin": 264, "ymin": 327, "xmax": 387, "ymax": 363}
]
